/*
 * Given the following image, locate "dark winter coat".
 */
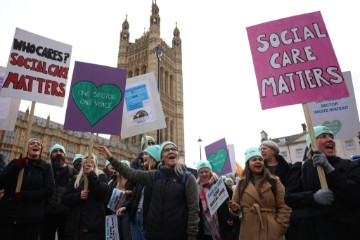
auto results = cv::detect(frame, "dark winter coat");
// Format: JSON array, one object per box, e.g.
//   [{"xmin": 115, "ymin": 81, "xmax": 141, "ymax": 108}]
[
  {"xmin": 0, "ymin": 154, "xmax": 7, "ymax": 173},
  {"xmin": 46, "ymin": 165, "xmax": 78, "ymax": 215},
  {"xmin": 197, "ymin": 183, "xmax": 240, "ymax": 240},
  {"xmin": 110, "ymin": 157, "xmax": 200, "ymax": 240},
  {"xmin": 61, "ymin": 171, "xmax": 108, "ymax": 240},
  {"xmin": 130, "ymin": 152, "xmax": 144, "ymax": 170},
  {"xmin": 285, "ymin": 157, "xmax": 360, "ymax": 240},
  {"xmin": 0, "ymin": 158, "xmax": 55, "ymax": 224},
  {"xmin": 126, "ymin": 184, "xmax": 152, "ymax": 226},
  {"xmin": 266, "ymin": 155, "xmax": 291, "ymax": 185}
]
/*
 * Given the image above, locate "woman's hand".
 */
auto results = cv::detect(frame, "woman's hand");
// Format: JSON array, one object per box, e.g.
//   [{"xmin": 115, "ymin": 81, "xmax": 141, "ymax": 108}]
[
  {"xmin": 125, "ymin": 190, "xmax": 133, "ymax": 196},
  {"xmin": 98, "ymin": 146, "xmax": 112, "ymax": 160},
  {"xmin": 227, "ymin": 219, "xmax": 234, "ymax": 226},
  {"xmin": 228, "ymin": 201, "xmax": 240, "ymax": 213},
  {"xmin": 80, "ymin": 190, "xmax": 89, "ymax": 200},
  {"xmin": 116, "ymin": 207, "xmax": 126, "ymax": 216}
]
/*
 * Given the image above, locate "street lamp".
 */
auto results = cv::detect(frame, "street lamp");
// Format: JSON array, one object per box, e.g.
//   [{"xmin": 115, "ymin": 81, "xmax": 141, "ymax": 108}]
[
  {"xmin": 198, "ymin": 136, "xmax": 202, "ymax": 159},
  {"xmin": 152, "ymin": 43, "xmax": 165, "ymax": 143}
]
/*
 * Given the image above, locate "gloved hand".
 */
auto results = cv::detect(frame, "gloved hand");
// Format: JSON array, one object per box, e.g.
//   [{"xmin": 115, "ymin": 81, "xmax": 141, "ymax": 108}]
[
  {"xmin": 312, "ymin": 150, "xmax": 335, "ymax": 174},
  {"xmin": 313, "ymin": 189, "xmax": 334, "ymax": 206},
  {"xmin": 11, "ymin": 192, "xmax": 22, "ymax": 203},
  {"xmin": 17, "ymin": 155, "xmax": 29, "ymax": 168}
]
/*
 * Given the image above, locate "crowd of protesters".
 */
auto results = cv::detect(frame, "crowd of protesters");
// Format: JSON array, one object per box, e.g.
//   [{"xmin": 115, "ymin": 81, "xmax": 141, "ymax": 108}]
[{"xmin": 1, "ymin": 128, "xmax": 360, "ymax": 240}]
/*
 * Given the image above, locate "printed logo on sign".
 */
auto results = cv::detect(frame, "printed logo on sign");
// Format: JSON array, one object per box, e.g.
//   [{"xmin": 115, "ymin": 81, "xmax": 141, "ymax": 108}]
[{"xmin": 132, "ymin": 110, "xmax": 150, "ymax": 124}]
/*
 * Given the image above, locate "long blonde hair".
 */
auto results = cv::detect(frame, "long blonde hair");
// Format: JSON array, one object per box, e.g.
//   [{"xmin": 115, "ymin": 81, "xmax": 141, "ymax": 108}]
[{"xmin": 74, "ymin": 155, "xmax": 104, "ymax": 189}]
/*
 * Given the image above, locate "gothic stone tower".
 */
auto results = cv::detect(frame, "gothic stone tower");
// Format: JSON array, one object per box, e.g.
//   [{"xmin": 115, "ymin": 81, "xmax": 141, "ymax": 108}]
[{"xmin": 112, "ymin": 1, "xmax": 185, "ymax": 158}]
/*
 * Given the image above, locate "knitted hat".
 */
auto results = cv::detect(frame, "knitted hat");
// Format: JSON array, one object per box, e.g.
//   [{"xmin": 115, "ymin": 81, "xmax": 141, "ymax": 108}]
[
  {"xmin": 306, "ymin": 125, "xmax": 334, "ymax": 147},
  {"xmin": 49, "ymin": 144, "xmax": 66, "ymax": 156},
  {"xmin": 29, "ymin": 138, "xmax": 42, "ymax": 145},
  {"xmin": 196, "ymin": 159, "xmax": 212, "ymax": 172},
  {"xmin": 141, "ymin": 135, "xmax": 156, "ymax": 149},
  {"xmin": 144, "ymin": 145, "xmax": 161, "ymax": 162},
  {"xmin": 225, "ymin": 178, "xmax": 234, "ymax": 184},
  {"xmin": 260, "ymin": 140, "xmax": 280, "ymax": 155},
  {"xmin": 159, "ymin": 141, "xmax": 178, "ymax": 161},
  {"xmin": 245, "ymin": 147, "xmax": 263, "ymax": 163},
  {"xmin": 121, "ymin": 160, "xmax": 130, "ymax": 167},
  {"xmin": 105, "ymin": 160, "xmax": 111, "ymax": 167},
  {"xmin": 72, "ymin": 154, "xmax": 84, "ymax": 163}
]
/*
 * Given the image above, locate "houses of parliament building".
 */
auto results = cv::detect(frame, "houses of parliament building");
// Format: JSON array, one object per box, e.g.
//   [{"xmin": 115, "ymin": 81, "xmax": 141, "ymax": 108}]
[{"xmin": 0, "ymin": 1, "xmax": 186, "ymax": 166}]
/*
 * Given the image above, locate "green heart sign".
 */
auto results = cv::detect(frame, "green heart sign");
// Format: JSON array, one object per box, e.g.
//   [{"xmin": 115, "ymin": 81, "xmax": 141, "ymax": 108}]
[
  {"xmin": 208, "ymin": 148, "xmax": 228, "ymax": 173},
  {"xmin": 72, "ymin": 81, "xmax": 122, "ymax": 126},
  {"xmin": 322, "ymin": 120, "xmax": 342, "ymax": 135}
]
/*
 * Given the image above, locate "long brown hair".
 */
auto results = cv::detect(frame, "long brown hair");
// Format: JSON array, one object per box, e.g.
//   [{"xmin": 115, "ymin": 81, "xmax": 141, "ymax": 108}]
[{"xmin": 237, "ymin": 161, "xmax": 275, "ymax": 200}]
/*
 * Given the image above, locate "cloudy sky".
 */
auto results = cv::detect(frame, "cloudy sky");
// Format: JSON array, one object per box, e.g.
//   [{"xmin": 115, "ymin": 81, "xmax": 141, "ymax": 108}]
[{"xmin": 1, "ymin": 0, "xmax": 359, "ymax": 168}]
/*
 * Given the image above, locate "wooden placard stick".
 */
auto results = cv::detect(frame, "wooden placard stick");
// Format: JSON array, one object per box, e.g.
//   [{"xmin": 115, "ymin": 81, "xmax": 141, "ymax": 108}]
[
  {"xmin": 302, "ymin": 103, "xmax": 328, "ymax": 190},
  {"xmin": 16, "ymin": 101, "xmax": 36, "ymax": 193},
  {"xmin": 84, "ymin": 132, "xmax": 95, "ymax": 190}
]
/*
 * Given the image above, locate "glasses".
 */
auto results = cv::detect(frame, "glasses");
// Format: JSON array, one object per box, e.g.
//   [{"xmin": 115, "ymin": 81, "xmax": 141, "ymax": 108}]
[
  {"xmin": 163, "ymin": 147, "xmax": 178, "ymax": 153},
  {"xmin": 147, "ymin": 141, "xmax": 156, "ymax": 146}
]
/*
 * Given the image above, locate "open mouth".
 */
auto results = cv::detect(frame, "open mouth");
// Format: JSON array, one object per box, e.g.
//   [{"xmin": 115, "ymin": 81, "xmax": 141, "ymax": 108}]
[
  {"xmin": 254, "ymin": 164, "xmax": 263, "ymax": 169},
  {"xmin": 325, "ymin": 144, "xmax": 334, "ymax": 149}
]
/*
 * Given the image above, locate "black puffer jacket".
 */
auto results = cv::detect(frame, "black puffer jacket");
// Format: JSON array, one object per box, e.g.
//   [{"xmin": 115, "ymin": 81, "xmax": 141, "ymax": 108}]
[
  {"xmin": 0, "ymin": 158, "xmax": 55, "ymax": 224},
  {"xmin": 62, "ymin": 171, "xmax": 108, "ymax": 240},
  {"xmin": 110, "ymin": 157, "xmax": 200, "ymax": 240}
]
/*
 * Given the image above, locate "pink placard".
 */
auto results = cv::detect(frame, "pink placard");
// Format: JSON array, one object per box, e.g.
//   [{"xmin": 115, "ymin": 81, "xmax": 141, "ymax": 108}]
[{"xmin": 247, "ymin": 11, "xmax": 349, "ymax": 110}]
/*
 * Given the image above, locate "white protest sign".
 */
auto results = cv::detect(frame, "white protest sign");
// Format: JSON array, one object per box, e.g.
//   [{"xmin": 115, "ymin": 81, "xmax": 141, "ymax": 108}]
[
  {"xmin": 0, "ymin": 66, "xmax": 21, "ymax": 130},
  {"xmin": 107, "ymin": 188, "xmax": 126, "ymax": 212},
  {"xmin": 0, "ymin": 28, "xmax": 72, "ymax": 107},
  {"xmin": 121, "ymin": 72, "xmax": 166, "ymax": 139},
  {"xmin": 105, "ymin": 214, "xmax": 119, "ymax": 240},
  {"xmin": 308, "ymin": 71, "xmax": 360, "ymax": 139},
  {"xmin": 206, "ymin": 178, "xmax": 229, "ymax": 216}
]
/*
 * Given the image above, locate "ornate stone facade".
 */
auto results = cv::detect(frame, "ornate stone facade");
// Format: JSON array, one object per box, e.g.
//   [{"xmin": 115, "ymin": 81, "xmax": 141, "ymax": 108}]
[{"xmin": 112, "ymin": 1, "xmax": 185, "ymax": 158}]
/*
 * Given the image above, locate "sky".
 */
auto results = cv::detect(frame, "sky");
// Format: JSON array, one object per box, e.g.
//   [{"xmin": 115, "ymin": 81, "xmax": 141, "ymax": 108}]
[{"xmin": 1, "ymin": 0, "xmax": 359, "ymax": 168}]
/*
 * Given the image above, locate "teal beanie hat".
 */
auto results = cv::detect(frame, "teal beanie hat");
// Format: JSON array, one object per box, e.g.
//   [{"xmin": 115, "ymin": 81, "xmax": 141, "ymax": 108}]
[
  {"xmin": 159, "ymin": 141, "xmax": 178, "ymax": 161},
  {"xmin": 141, "ymin": 135, "xmax": 156, "ymax": 149},
  {"xmin": 144, "ymin": 145, "xmax": 161, "ymax": 162},
  {"xmin": 72, "ymin": 154, "xmax": 84, "ymax": 163},
  {"xmin": 106, "ymin": 160, "xmax": 111, "ymax": 167},
  {"xmin": 29, "ymin": 138, "xmax": 42, "ymax": 145},
  {"xmin": 50, "ymin": 144, "xmax": 66, "ymax": 156},
  {"xmin": 196, "ymin": 159, "xmax": 212, "ymax": 172},
  {"xmin": 306, "ymin": 125, "xmax": 334, "ymax": 147},
  {"xmin": 121, "ymin": 160, "xmax": 130, "ymax": 167},
  {"xmin": 245, "ymin": 147, "xmax": 263, "ymax": 163},
  {"xmin": 225, "ymin": 178, "xmax": 234, "ymax": 184}
]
